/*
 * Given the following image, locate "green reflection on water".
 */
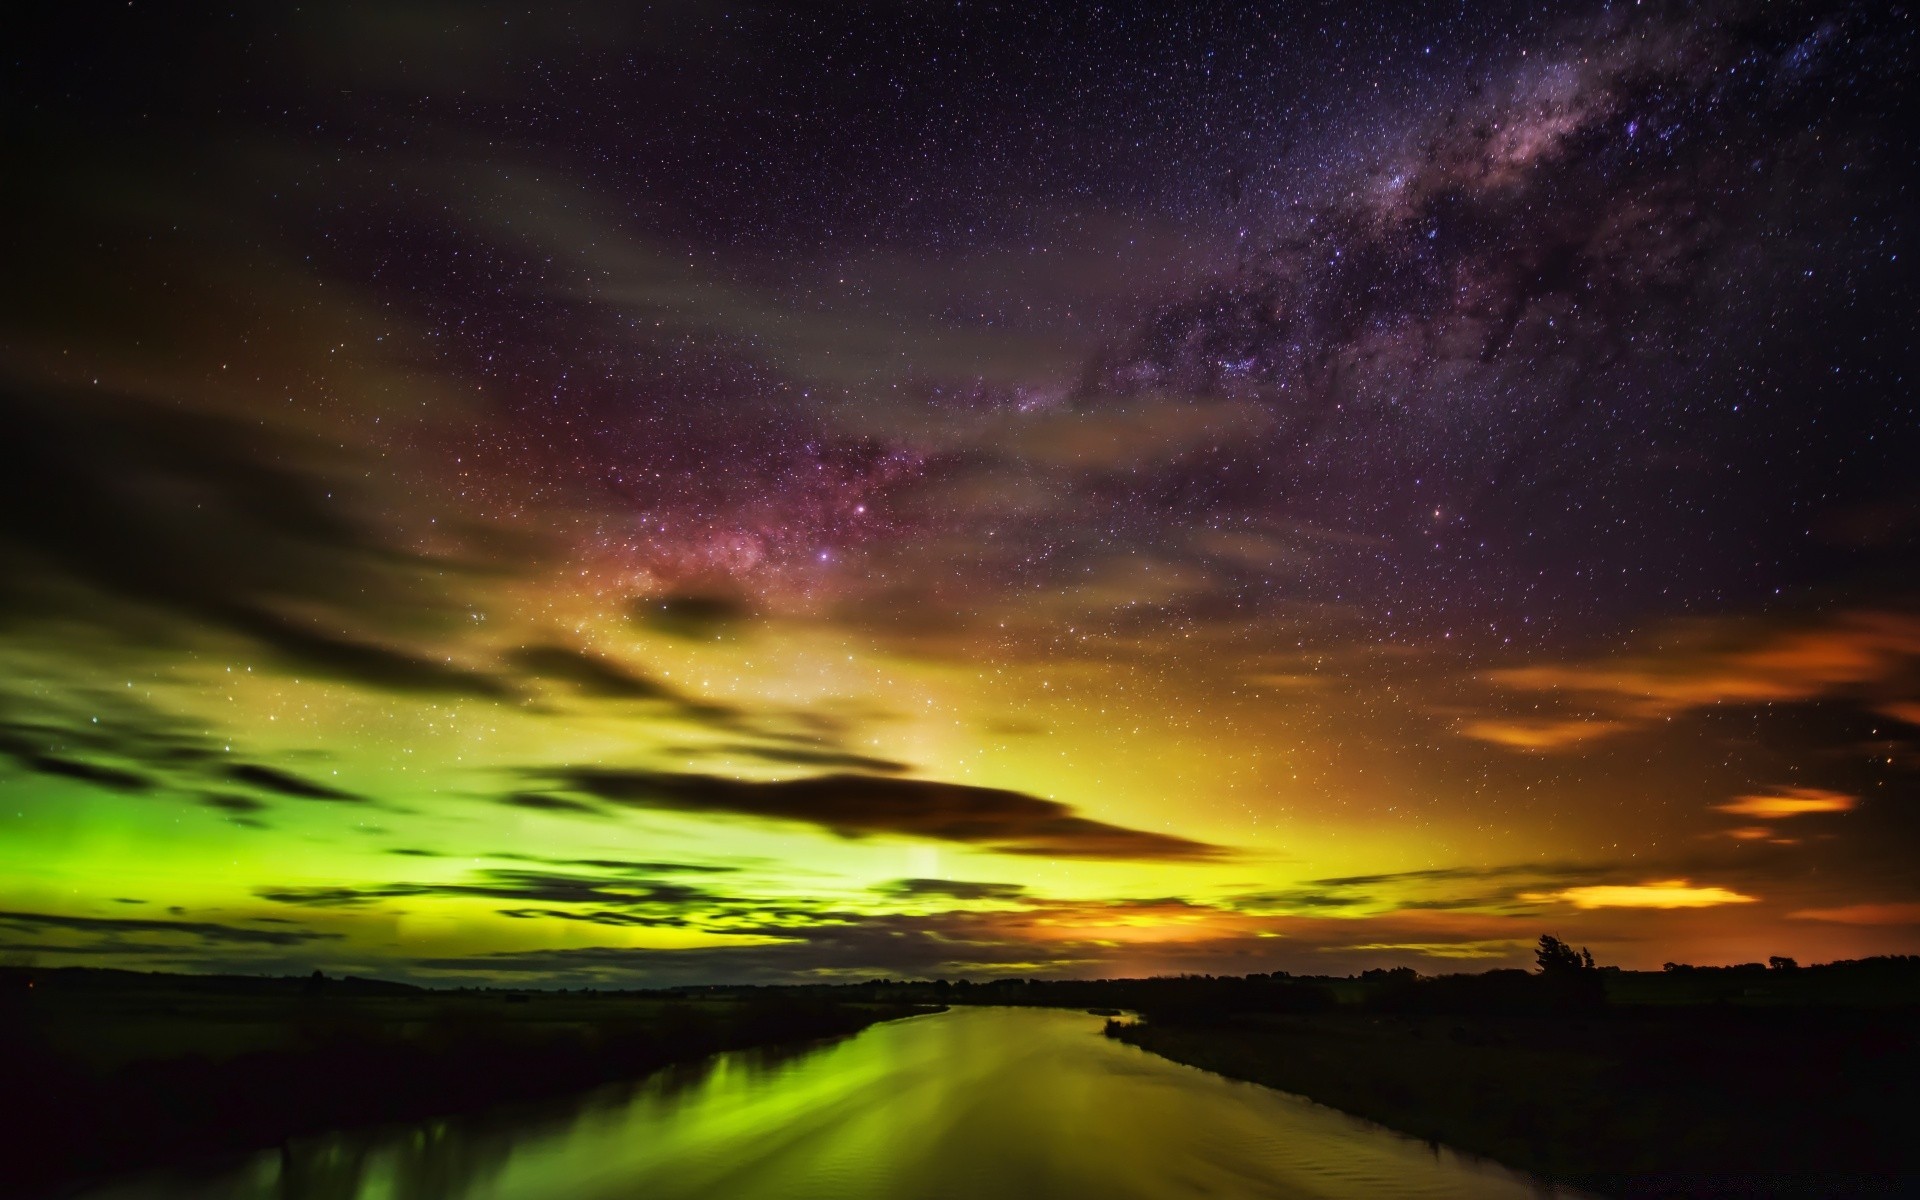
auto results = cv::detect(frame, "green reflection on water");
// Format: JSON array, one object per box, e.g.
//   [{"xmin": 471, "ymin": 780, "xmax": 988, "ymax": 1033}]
[{"xmin": 85, "ymin": 1008, "xmax": 1578, "ymax": 1200}]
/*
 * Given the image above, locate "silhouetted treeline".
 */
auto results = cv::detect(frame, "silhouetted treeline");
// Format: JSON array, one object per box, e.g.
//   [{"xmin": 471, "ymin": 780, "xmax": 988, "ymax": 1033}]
[
  {"xmin": 734, "ymin": 972, "xmax": 1337, "ymax": 1022},
  {"xmin": 1659, "ymin": 953, "xmax": 1920, "ymax": 975},
  {"xmin": 722, "ymin": 943, "xmax": 1920, "ymax": 1016},
  {"xmin": 1357, "ymin": 967, "xmax": 1606, "ymax": 1014},
  {"xmin": 0, "ymin": 964, "xmax": 422, "ymax": 996},
  {"xmin": 1355, "ymin": 936, "xmax": 1608, "ymax": 1014}
]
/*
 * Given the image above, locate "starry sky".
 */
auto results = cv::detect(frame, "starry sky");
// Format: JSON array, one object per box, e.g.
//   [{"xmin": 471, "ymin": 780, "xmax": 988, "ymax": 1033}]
[{"xmin": 2, "ymin": 1, "xmax": 1916, "ymax": 986}]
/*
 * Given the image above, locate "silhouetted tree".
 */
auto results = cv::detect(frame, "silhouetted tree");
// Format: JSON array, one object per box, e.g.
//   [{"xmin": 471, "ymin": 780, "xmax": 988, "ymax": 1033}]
[
  {"xmin": 1535, "ymin": 935, "xmax": 1595, "ymax": 976},
  {"xmin": 1769, "ymin": 956, "xmax": 1799, "ymax": 972},
  {"xmin": 1534, "ymin": 935, "xmax": 1606, "ymax": 1011}
]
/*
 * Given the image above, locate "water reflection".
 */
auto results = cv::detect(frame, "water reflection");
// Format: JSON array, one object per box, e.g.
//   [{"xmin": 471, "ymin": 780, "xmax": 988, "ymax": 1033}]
[{"xmin": 82, "ymin": 1008, "xmax": 1581, "ymax": 1200}]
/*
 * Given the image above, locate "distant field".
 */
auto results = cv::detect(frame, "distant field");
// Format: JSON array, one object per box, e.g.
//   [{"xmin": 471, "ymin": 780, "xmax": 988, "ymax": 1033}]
[
  {"xmin": 1599, "ymin": 966, "xmax": 1920, "ymax": 1007},
  {"xmin": 21, "ymin": 981, "xmax": 778, "ymax": 1069}
]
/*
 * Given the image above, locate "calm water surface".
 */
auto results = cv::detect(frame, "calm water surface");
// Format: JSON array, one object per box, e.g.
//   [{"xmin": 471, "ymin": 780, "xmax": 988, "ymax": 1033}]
[{"xmin": 83, "ymin": 1007, "xmax": 1580, "ymax": 1200}]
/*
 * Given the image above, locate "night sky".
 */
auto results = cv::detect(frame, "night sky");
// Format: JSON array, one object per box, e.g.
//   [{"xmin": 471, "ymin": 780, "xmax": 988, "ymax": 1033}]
[{"xmin": 2, "ymin": 1, "xmax": 1916, "ymax": 986}]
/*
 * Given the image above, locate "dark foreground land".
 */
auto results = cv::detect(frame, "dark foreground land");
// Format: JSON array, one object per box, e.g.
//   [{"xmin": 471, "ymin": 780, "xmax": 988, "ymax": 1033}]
[
  {"xmin": 1110, "ymin": 1010, "xmax": 1917, "ymax": 1197},
  {"xmin": 809, "ymin": 954, "xmax": 1920, "ymax": 1195},
  {"xmin": 9, "ymin": 957, "xmax": 1920, "ymax": 1198},
  {"xmin": 1082, "ymin": 959, "xmax": 1920, "ymax": 1199},
  {"xmin": 0, "ymin": 967, "xmax": 932, "ymax": 1198}
]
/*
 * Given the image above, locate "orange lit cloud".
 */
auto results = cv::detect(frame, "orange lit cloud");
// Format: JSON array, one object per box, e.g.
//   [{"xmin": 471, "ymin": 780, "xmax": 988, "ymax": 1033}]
[
  {"xmin": 1466, "ymin": 611, "xmax": 1920, "ymax": 749},
  {"xmin": 1456, "ymin": 716, "xmax": 1628, "ymax": 750},
  {"xmin": 1014, "ymin": 899, "xmax": 1263, "ymax": 946},
  {"xmin": 1788, "ymin": 903, "xmax": 1920, "ymax": 926},
  {"xmin": 1879, "ymin": 701, "xmax": 1920, "ymax": 726},
  {"xmin": 1523, "ymin": 879, "xmax": 1758, "ymax": 909},
  {"xmin": 1713, "ymin": 787, "xmax": 1856, "ymax": 820}
]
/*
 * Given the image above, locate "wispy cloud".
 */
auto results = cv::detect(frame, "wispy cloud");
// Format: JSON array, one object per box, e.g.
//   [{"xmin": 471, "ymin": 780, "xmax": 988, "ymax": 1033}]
[
  {"xmin": 1713, "ymin": 787, "xmax": 1856, "ymax": 819},
  {"xmin": 876, "ymin": 878, "xmax": 1030, "ymax": 902},
  {"xmin": 1523, "ymin": 880, "xmax": 1758, "ymax": 909},
  {"xmin": 1455, "ymin": 717, "xmax": 1629, "ymax": 751},
  {"xmin": 0, "ymin": 909, "xmax": 339, "ymax": 947},
  {"xmin": 533, "ymin": 767, "xmax": 1229, "ymax": 861},
  {"xmin": 226, "ymin": 763, "xmax": 363, "ymax": 803},
  {"xmin": 1463, "ymin": 611, "xmax": 1920, "ymax": 750},
  {"xmin": 1788, "ymin": 903, "xmax": 1920, "ymax": 926}
]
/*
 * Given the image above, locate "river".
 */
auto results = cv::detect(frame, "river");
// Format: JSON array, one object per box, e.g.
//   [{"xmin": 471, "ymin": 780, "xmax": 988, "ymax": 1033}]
[{"xmin": 80, "ymin": 1007, "xmax": 1579, "ymax": 1199}]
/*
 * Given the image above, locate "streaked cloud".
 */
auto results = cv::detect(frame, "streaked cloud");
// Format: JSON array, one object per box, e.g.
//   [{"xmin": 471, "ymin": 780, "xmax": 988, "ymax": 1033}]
[
  {"xmin": 1788, "ymin": 903, "xmax": 1920, "ymax": 926},
  {"xmin": 1524, "ymin": 880, "xmax": 1758, "ymax": 909},
  {"xmin": 0, "ymin": 908, "xmax": 340, "ymax": 947},
  {"xmin": 1457, "ymin": 716, "xmax": 1628, "ymax": 751},
  {"xmin": 1466, "ymin": 611, "xmax": 1920, "ymax": 749},
  {"xmin": 876, "ymin": 878, "xmax": 1030, "ymax": 902},
  {"xmin": 1336, "ymin": 940, "xmax": 1526, "ymax": 960},
  {"xmin": 1713, "ymin": 787, "xmax": 1856, "ymax": 820},
  {"xmin": 534, "ymin": 767, "xmax": 1229, "ymax": 861}
]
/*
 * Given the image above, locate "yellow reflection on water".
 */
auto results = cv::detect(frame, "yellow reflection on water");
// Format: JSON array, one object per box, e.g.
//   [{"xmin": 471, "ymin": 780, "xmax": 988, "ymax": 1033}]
[{"xmin": 82, "ymin": 1008, "xmax": 1584, "ymax": 1200}]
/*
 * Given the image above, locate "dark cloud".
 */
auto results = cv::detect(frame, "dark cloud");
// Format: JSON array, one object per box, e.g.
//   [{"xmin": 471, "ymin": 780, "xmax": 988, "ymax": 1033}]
[
  {"xmin": 0, "ymin": 383, "xmax": 514, "ymax": 700},
  {"xmin": 492, "ymin": 853, "xmax": 739, "ymax": 874},
  {"xmin": 632, "ymin": 593, "xmax": 753, "ymax": 641},
  {"xmin": 0, "ymin": 686, "xmax": 225, "ymax": 798},
  {"xmin": 407, "ymin": 898, "xmax": 1531, "ymax": 985},
  {"xmin": 1228, "ymin": 890, "xmax": 1369, "ymax": 913},
  {"xmin": 538, "ymin": 767, "xmax": 1228, "ymax": 860},
  {"xmin": 508, "ymin": 644, "xmax": 674, "ymax": 700},
  {"xmin": 201, "ymin": 792, "xmax": 270, "ymax": 815},
  {"xmin": 225, "ymin": 608, "xmax": 513, "ymax": 700},
  {"xmin": 877, "ymin": 878, "xmax": 1030, "ymax": 902},
  {"xmin": 502, "ymin": 792, "xmax": 609, "ymax": 816},
  {"xmin": 497, "ymin": 908, "xmax": 692, "ymax": 928},
  {"xmin": 253, "ymin": 886, "xmax": 397, "ymax": 907},
  {"xmin": 3, "ymin": 753, "xmax": 151, "ymax": 792},
  {"xmin": 226, "ymin": 763, "xmax": 363, "ymax": 802},
  {"xmin": 413, "ymin": 910, "xmax": 1095, "ymax": 985},
  {"xmin": 701, "ymin": 742, "xmax": 910, "ymax": 774},
  {"xmin": 0, "ymin": 909, "xmax": 339, "ymax": 947},
  {"xmin": 1307, "ymin": 862, "xmax": 1614, "ymax": 889},
  {"xmin": 258, "ymin": 868, "xmax": 715, "ymax": 910},
  {"xmin": 504, "ymin": 646, "xmax": 767, "ymax": 731}
]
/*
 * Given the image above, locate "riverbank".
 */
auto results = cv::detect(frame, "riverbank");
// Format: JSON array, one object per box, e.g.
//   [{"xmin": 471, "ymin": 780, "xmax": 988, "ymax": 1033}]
[
  {"xmin": 65, "ymin": 1005, "xmax": 1569, "ymax": 1200},
  {"xmin": 1, "ymin": 968, "xmax": 934, "ymax": 1197},
  {"xmin": 1108, "ymin": 1008, "xmax": 1920, "ymax": 1197}
]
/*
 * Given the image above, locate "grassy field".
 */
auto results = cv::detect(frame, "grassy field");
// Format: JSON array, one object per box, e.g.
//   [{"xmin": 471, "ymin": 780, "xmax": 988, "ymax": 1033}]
[
  {"xmin": 1110, "ymin": 1007, "xmax": 1920, "ymax": 1197},
  {"xmin": 1, "ymin": 969, "xmax": 932, "ymax": 1197}
]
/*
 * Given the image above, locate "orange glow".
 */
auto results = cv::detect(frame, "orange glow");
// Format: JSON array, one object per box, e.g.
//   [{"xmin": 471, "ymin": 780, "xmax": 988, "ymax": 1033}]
[
  {"xmin": 1476, "ymin": 612, "xmax": 1920, "ymax": 746},
  {"xmin": 1458, "ymin": 717, "xmax": 1627, "ymax": 750},
  {"xmin": 1527, "ymin": 880, "xmax": 1758, "ymax": 909},
  {"xmin": 1714, "ymin": 788, "xmax": 1856, "ymax": 819},
  {"xmin": 1789, "ymin": 903, "xmax": 1920, "ymax": 926},
  {"xmin": 1880, "ymin": 701, "xmax": 1920, "ymax": 726}
]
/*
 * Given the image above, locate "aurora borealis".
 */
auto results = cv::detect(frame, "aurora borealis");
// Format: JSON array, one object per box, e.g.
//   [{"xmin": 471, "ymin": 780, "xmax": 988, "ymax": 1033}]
[{"xmin": 2, "ymin": 1, "xmax": 1916, "ymax": 986}]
